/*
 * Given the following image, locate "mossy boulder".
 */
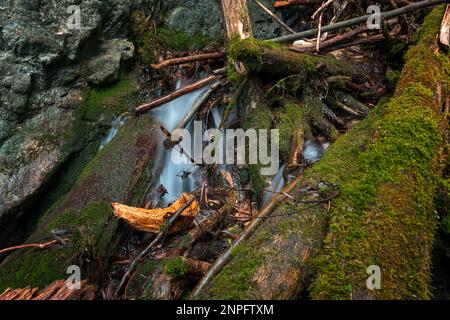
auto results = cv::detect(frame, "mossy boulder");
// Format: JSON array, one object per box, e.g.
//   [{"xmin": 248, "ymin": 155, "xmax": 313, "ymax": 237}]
[{"xmin": 0, "ymin": 115, "xmax": 159, "ymax": 291}]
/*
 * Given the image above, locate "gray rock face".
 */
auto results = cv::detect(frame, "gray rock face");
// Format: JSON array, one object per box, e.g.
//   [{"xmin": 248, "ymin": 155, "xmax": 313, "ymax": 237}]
[
  {"xmin": 164, "ymin": 0, "xmax": 290, "ymax": 41},
  {"xmin": 0, "ymin": 0, "xmax": 146, "ymax": 221},
  {"xmin": 166, "ymin": 0, "xmax": 224, "ymax": 39}
]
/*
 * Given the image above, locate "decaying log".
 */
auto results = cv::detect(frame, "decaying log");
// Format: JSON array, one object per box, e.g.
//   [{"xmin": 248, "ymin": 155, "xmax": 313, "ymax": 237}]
[
  {"xmin": 287, "ymin": 128, "xmax": 305, "ymax": 168},
  {"xmin": 221, "ymin": 0, "xmax": 253, "ymax": 39},
  {"xmin": 253, "ymin": 0, "xmax": 296, "ymax": 34},
  {"xmin": 180, "ymin": 257, "xmax": 212, "ymax": 277},
  {"xmin": 0, "ymin": 280, "xmax": 95, "ymax": 300},
  {"xmin": 440, "ymin": 4, "xmax": 450, "ymax": 46},
  {"xmin": 135, "ymin": 75, "xmax": 219, "ymax": 114},
  {"xmin": 273, "ymin": 0, "xmax": 323, "ymax": 7},
  {"xmin": 229, "ymin": 37, "xmax": 367, "ymax": 82},
  {"xmin": 193, "ymin": 7, "xmax": 450, "ymax": 300},
  {"xmin": 112, "ymin": 193, "xmax": 200, "ymax": 234},
  {"xmin": 270, "ymin": 0, "xmax": 448, "ymax": 43},
  {"xmin": 151, "ymin": 52, "xmax": 226, "ymax": 70}
]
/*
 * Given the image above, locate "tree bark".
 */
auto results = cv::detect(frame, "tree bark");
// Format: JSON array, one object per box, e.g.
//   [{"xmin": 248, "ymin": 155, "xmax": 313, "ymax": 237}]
[{"xmin": 220, "ymin": 0, "xmax": 253, "ymax": 39}]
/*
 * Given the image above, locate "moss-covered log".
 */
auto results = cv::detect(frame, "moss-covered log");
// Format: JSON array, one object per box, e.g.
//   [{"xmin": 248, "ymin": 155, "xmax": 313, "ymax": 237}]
[
  {"xmin": 197, "ymin": 6, "xmax": 449, "ymax": 300},
  {"xmin": 0, "ymin": 116, "xmax": 158, "ymax": 292},
  {"xmin": 227, "ymin": 37, "xmax": 369, "ymax": 82}
]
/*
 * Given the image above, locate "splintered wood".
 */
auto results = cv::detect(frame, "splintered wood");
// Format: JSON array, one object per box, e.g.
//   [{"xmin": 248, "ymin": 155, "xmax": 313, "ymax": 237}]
[
  {"xmin": 112, "ymin": 193, "xmax": 200, "ymax": 234},
  {"xmin": 0, "ymin": 280, "xmax": 95, "ymax": 300}
]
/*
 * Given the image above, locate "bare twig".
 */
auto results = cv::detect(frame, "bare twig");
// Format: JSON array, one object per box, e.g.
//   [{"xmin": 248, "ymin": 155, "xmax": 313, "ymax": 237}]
[
  {"xmin": 271, "ymin": 0, "xmax": 448, "ymax": 43},
  {"xmin": 0, "ymin": 238, "xmax": 70, "ymax": 255}
]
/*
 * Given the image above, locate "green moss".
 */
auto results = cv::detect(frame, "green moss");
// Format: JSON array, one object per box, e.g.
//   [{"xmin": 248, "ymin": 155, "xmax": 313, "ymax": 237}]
[
  {"xmin": 83, "ymin": 75, "xmax": 138, "ymax": 122},
  {"xmin": 308, "ymin": 7, "xmax": 449, "ymax": 299},
  {"xmin": 157, "ymin": 27, "xmax": 210, "ymax": 52},
  {"xmin": 131, "ymin": 10, "xmax": 156, "ymax": 64},
  {"xmin": 163, "ymin": 257, "xmax": 188, "ymax": 278},
  {"xmin": 386, "ymin": 70, "xmax": 401, "ymax": 87},
  {"xmin": 278, "ymin": 102, "xmax": 306, "ymax": 158}
]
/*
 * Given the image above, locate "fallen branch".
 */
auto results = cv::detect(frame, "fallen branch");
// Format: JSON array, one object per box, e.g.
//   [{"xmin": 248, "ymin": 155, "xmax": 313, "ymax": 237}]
[
  {"xmin": 150, "ymin": 52, "xmax": 226, "ymax": 70},
  {"xmin": 273, "ymin": 0, "xmax": 324, "ymax": 7},
  {"xmin": 291, "ymin": 20, "xmax": 397, "ymax": 52},
  {"xmin": 0, "ymin": 238, "xmax": 70, "ymax": 255},
  {"xmin": 253, "ymin": 0, "xmax": 296, "ymax": 34},
  {"xmin": 270, "ymin": 0, "xmax": 448, "ymax": 43},
  {"xmin": 135, "ymin": 75, "xmax": 219, "ymax": 114},
  {"xmin": 114, "ymin": 196, "xmax": 197, "ymax": 297},
  {"xmin": 112, "ymin": 193, "xmax": 200, "ymax": 234}
]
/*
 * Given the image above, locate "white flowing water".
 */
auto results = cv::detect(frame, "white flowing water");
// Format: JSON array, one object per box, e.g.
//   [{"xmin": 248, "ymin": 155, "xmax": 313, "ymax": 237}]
[
  {"xmin": 150, "ymin": 78, "xmax": 211, "ymax": 206},
  {"xmin": 304, "ymin": 140, "xmax": 325, "ymax": 164},
  {"xmin": 261, "ymin": 164, "xmax": 286, "ymax": 207},
  {"xmin": 99, "ymin": 115, "xmax": 128, "ymax": 150}
]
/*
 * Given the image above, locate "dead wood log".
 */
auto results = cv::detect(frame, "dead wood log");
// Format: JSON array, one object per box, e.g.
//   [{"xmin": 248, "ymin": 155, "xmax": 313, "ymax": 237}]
[
  {"xmin": 192, "ymin": 7, "xmax": 450, "ymax": 300},
  {"xmin": 273, "ymin": 0, "xmax": 324, "ymax": 7},
  {"xmin": 180, "ymin": 257, "xmax": 212, "ymax": 277},
  {"xmin": 112, "ymin": 193, "xmax": 200, "ymax": 234},
  {"xmin": 253, "ymin": 0, "xmax": 296, "ymax": 34},
  {"xmin": 229, "ymin": 38, "xmax": 368, "ymax": 82},
  {"xmin": 270, "ymin": 0, "xmax": 448, "ymax": 43},
  {"xmin": 114, "ymin": 196, "xmax": 197, "ymax": 297},
  {"xmin": 0, "ymin": 238, "xmax": 70, "ymax": 255},
  {"xmin": 135, "ymin": 75, "xmax": 219, "ymax": 114},
  {"xmin": 151, "ymin": 52, "xmax": 226, "ymax": 70},
  {"xmin": 0, "ymin": 280, "xmax": 95, "ymax": 300},
  {"xmin": 287, "ymin": 128, "xmax": 305, "ymax": 168},
  {"xmin": 221, "ymin": 0, "xmax": 253, "ymax": 39}
]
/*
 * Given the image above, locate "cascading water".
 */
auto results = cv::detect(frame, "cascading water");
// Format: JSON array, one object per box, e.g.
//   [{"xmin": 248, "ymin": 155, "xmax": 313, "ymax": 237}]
[
  {"xmin": 99, "ymin": 115, "xmax": 128, "ymax": 150},
  {"xmin": 149, "ymin": 77, "xmax": 212, "ymax": 206},
  {"xmin": 261, "ymin": 164, "xmax": 286, "ymax": 207}
]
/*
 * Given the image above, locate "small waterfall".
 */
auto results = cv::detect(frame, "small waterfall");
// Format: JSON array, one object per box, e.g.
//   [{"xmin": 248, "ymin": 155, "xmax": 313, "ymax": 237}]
[
  {"xmin": 261, "ymin": 164, "xmax": 286, "ymax": 207},
  {"xmin": 99, "ymin": 115, "xmax": 128, "ymax": 150},
  {"xmin": 150, "ymin": 77, "xmax": 211, "ymax": 206}
]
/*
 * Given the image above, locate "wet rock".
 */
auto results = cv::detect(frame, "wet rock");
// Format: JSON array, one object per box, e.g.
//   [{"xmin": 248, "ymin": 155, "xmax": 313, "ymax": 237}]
[
  {"xmin": 166, "ymin": 0, "xmax": 224, "ymax": 39},
  {"xmin": 0, "ymin": 0, "xmax": 150, "ymax": 223},
  {"xmin": 85, "ymin": 39, "xmax": 135, "ymax": 85},
  {"xmin": 0, "ymin": 116, "xmax": 159, "ymax": 290}
]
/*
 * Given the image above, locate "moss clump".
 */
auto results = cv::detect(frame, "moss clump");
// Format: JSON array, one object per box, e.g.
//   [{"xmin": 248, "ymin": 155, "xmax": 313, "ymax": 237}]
[
  {"xmin": 157, "ymin": 27, "xmax": 210, "ymax": 52},
  {"xmin": 131, "ymin": 10, "xmax": 156, "ymax": 64},
  {"xmin": 83, "ymin": 75, "xmax": 138, "ymax": 122},
  {"xmin": 163, "ymin": 257, "xmax": 188, "ymax": 278},
  {"xmin": 278, "ymin": 102, "xmax": 307, "ymax": 158}
]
